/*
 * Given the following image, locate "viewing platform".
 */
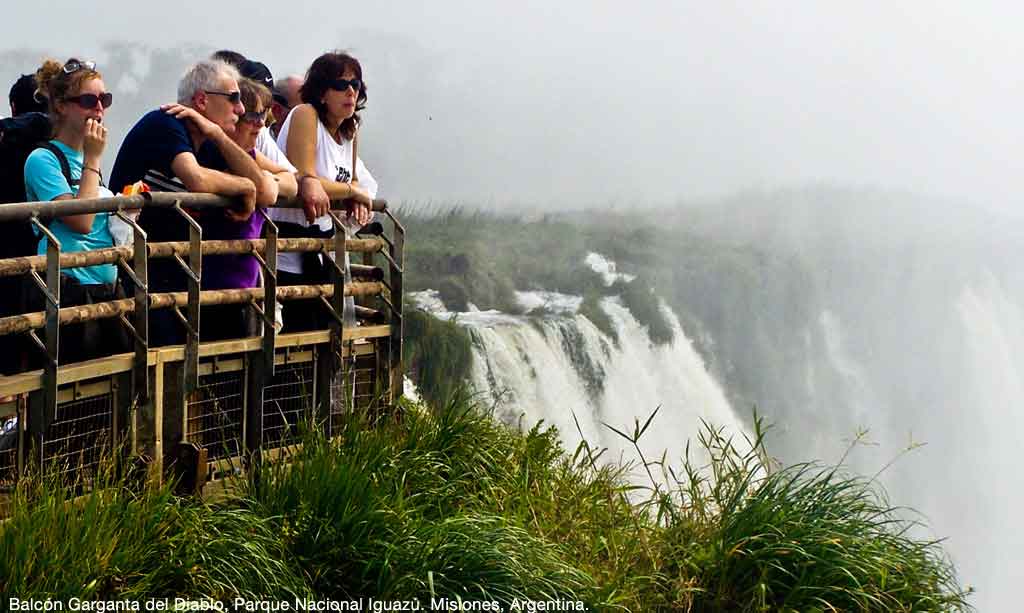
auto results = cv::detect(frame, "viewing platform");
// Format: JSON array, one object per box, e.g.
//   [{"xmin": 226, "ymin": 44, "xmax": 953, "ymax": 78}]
[{"xmin": 0, "ymin": 191, "xmax": 404, "ymax": 497}]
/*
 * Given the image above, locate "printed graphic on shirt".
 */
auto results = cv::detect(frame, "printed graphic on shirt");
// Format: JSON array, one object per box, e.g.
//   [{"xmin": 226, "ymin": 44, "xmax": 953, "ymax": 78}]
[{"xmin": 334, "ymin": 165, "xmax": 351, "ymax": 183}]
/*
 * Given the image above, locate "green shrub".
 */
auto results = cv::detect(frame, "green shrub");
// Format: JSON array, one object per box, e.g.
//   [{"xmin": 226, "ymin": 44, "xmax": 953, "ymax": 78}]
[
  {"xmin": 403, "ymin": 308, "xmax": 474, "ymax": 407},
  {"xmin": 617, "ymin": 279, "xmax": 675, "ymax": 345},
  {"xmin": 578, "ymin": 292, "xmax": 619, "ymax": 344},
  {"xmin": 437, "ymin": 277, "xmax": 470, "ymax": 311}
]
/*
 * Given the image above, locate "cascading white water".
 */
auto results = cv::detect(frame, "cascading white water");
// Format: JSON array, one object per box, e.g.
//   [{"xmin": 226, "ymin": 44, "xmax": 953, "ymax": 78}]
[{"xmin": 410, "ymin": 253, "xmax": 749, "ymax": 485}]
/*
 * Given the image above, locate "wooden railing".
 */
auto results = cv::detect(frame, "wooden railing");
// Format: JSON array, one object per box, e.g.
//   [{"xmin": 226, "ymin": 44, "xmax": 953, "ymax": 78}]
[{"xmin": 0, "ymin": 191, "xmax": 405, "ymax": 494}]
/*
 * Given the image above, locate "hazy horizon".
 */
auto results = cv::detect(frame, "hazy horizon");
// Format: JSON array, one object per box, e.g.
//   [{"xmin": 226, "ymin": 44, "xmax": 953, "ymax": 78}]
[{"xmin": 2, "ymin": 2, "xmax": 1021, "ymax": 214}]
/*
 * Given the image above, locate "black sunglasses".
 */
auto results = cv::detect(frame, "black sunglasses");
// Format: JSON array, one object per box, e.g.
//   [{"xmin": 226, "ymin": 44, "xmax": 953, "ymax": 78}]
[
  {"xmin": 239, "ymin": 109, "xmax": 269, "ymax": 126},
  {"xmin": 205, "ymin": 90, "xmax": 242, "ymax": 104},
  {"xmin": 65, "ymin": 92, "xmax": 113, "ymax": 109},
  {"xmin": 329, "ymin": 78, "xmax": 362, "ymax": 93}
]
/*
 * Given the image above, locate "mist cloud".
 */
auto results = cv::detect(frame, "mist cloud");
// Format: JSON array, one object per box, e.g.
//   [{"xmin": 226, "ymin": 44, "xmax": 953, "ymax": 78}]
[{"xmin": 2, "ymin": 1, "xmax": 1022, "ymax": 210}]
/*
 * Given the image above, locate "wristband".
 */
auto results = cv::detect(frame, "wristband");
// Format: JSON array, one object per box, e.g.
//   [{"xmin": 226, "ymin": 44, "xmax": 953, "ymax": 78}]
[{"xmin": 83, "ymin": 166, "xmax": 102, "ymax": 178}]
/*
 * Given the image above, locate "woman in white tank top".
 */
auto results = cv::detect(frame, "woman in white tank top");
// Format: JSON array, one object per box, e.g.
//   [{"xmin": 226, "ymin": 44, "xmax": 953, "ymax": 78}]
[{"xmin": 273, "ymin": 51, "xmax": 378, "ymax": 332}]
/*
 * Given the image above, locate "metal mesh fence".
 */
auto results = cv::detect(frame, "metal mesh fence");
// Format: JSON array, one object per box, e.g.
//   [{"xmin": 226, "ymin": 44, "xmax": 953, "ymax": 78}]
[
  {"xmin": 186, "ymin": 370, "xmax": 244, "ymax": 461},
  {"xmin": 330, "ymin": 341, "xmax": 390, "ymax": 433},
  {"xmin": 0, "ymin": 406, "xmax": 19, "ymax": 489},
  {"xmin": 263, "ymin": 360, "xmax": 315, "ymax": 448},
  {"xmin": 43, "ymin": 391, "xmax": 113, "ymax": 482}
]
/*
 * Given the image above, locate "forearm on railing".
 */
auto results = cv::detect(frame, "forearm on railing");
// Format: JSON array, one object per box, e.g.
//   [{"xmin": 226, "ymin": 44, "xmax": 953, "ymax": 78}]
[{"xmin": 0, "ymin": 192, "xmax": 388, "ymax": 223}]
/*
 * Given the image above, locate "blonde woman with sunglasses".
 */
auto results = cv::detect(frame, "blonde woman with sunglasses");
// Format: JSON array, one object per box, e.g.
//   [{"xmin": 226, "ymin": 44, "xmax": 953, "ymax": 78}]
[
  {"xmin": 197, "ymin": 77, "xmax": 297, "ymax": 340},
  {"xmin": 23, "ymin": 58, "xmax": 128, "ymax": 363}
]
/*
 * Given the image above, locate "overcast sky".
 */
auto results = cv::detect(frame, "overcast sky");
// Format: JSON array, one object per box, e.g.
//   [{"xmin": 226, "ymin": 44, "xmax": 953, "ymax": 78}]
[{"xmin": 2, "ymin": 1, "xmax": 1022, "ymax": 210}]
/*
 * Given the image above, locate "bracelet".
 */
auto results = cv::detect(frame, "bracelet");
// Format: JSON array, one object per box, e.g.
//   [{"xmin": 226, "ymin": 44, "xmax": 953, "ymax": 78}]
[{"xmin": 83, "ymin": 166, "xmax": 102, "ymax": 178}]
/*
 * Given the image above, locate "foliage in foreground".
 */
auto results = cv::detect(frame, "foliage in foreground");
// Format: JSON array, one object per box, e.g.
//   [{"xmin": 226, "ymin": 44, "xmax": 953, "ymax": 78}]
[{"xmin": 0, "ymin": 396, "xmax": 972, "ymax": 612}]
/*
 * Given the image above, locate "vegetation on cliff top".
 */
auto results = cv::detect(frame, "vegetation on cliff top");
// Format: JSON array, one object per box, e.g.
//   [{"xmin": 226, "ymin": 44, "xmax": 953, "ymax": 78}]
[{"xmin": 401, "ymin": 207, "xmax": 676, "ymax": 346}]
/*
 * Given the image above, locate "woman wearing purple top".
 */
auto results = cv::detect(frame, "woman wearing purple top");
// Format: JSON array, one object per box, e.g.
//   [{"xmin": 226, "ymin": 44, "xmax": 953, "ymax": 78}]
[{"xmin": 200, "ymin": 78, "xmax": 296, "ymax": 340}]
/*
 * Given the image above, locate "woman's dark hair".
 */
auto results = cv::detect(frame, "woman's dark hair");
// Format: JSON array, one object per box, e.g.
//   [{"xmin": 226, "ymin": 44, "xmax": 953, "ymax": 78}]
[
  {"xmin": 9, "ymin": 73, "xmax": 46, "ymax": 116},
  {"xmin": 300, "ymin": 51, "xmax": 367, "ymax": 141}
]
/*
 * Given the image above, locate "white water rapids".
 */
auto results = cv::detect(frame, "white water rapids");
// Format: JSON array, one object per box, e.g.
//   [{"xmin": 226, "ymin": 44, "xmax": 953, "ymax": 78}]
[{"xmin": 410, "ymin": 253, "xmax": 749, "ymax": 485}]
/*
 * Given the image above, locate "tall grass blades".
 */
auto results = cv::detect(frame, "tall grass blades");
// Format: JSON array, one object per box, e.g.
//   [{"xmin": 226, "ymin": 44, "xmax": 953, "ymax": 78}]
[
  {"xmin": 1, "ymin": 393, "xmax": 972, "ymax": 611},
  {"xmin": 651, "ymin": 418, "xmax": 973, "ymax": 612},
  {"xmin": 0, "ymin": 473, "xmax": 309, "ymax": 600}
]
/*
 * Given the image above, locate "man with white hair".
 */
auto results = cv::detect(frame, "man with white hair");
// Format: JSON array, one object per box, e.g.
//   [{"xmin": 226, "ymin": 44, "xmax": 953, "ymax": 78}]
[{"xmin": 110, "ymin": 59, "xmax": 277, "ymax": 345}]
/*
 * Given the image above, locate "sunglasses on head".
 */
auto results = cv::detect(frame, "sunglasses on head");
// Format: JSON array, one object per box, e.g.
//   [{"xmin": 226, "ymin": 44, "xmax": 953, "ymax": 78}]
[
  {"xmin": 63, "ymin": 60, "xmax": 97, "ymax": 75},
  {"xmin": 328, "ymin": 78, "xmax": 362, "ymax": 93},
  {"xmin": 205, "ymin": 90, "xmax": 242, "ymax": 104},
  {"xmin": 239, "ymin": 109, "xmax": 268, "ymax": 126},
  {"xmin": 65, "ymin": 92, "xmax": 113, "ymax": 109}
]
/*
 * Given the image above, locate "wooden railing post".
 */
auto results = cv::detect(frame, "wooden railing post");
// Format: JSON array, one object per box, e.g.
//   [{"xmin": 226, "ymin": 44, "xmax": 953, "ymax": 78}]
[
  {"xmin": 385, "ymin": 209, "xmax": 405, "ymax": 403},
  {"xmin": 27, "ymin": 217, "xmax": 62, "ymax": 455},
  {"xmin": 115, "ymin": 210, "xmax": 149, "ymax": 402},
  {"xmin": 172, "ymin": 203, "xmax": 202, "ymax": 394},
  {"xmin": 259, "ymin": 209, "xmax": 278, "ymax": 378}
]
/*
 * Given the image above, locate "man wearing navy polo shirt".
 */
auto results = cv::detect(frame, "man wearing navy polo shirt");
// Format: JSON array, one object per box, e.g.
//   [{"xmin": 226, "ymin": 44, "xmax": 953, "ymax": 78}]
[{"xmin": 110, "ymin": 59, "xmax": 277, "ymax": 345}]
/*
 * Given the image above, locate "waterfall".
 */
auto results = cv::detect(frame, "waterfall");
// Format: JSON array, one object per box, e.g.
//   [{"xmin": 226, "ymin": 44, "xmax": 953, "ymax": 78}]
[
  {"xmin": 409, "ymin": 253, "xmax": 749, "ymax": 484},
  {"xmin": 944, "ymin": 272, "xmax": 1024, "ymax": 609},
  {"xmin": 409, "ymin": 246, "xmax": 1021, "ymax": 609}
]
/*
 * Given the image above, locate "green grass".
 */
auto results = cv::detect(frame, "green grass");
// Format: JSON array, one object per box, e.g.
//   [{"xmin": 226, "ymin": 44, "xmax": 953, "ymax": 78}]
[
  {"xmin": 0, "ymin": 465, "xmax": 309, "ymax": 600},
  {"xmin": 0, "ymin": 398, "xmax": 972, "ymax": 611},
  {"xmin": 403, "ymin": 307, "xmax": 474, "ymax": 407}
]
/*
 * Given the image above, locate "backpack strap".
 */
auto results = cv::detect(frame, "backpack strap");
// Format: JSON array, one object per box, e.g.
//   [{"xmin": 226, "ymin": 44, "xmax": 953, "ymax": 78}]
[
  {"xmin": 31, "ymin": 141, "xmax": 103, "ymax": 232},
  {"xmin": 35, "ymin": 141, "xmax": 80, "ymax": 189}
]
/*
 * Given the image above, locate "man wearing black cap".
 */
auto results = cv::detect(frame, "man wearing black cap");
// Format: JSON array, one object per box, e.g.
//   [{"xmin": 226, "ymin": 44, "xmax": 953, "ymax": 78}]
[
  {"xmin": 207, "ymin": 51, "xmax": 328, "ymax": 224},
  {"xmin": 8, "ymin": 73, "xmax": 47, "ymax": 117},
  {"xmin": 239, "ymin": 59, "xmax": 274, "ymax": 90}
]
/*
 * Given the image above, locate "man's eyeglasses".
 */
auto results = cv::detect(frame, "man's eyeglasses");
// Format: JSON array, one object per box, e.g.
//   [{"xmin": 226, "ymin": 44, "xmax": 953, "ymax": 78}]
[
  {"xmin": 65, "ymin": 92, "xmax": 113, "ymax": 109},
  {"xmin": 205, "ymin": 90, "xmax": 242, "ymax": 104},
  {"xmin": 329, "ymin": 78, "xmax": 362, "ymax": 93},
  {"xmin": 239, "ymin": 109, "xmax": 268, "ymax": 126},
  {"xmin": 63, "ymin": 60, "xmax": 97, "ymax": 75}
]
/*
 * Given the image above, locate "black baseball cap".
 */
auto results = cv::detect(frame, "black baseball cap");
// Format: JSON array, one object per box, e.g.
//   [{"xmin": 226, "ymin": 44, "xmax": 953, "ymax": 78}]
[{"xmin": 239, "ymin": 59, "xmax": 273, "ymax": 89}]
